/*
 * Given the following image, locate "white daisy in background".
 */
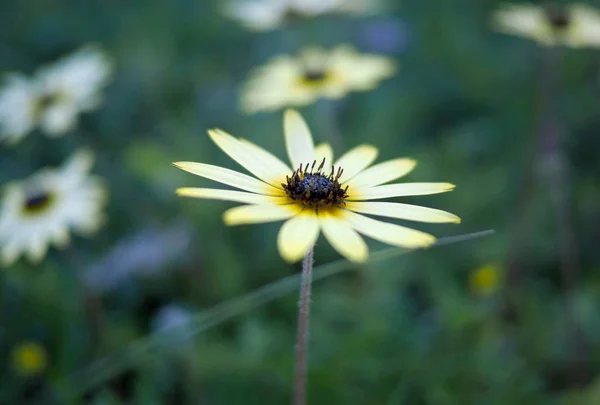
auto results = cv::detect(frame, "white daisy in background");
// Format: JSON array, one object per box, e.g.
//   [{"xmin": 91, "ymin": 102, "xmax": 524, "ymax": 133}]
[
  {"xmin": 0, "ymin": 149, "xmax": 108, "ymax": 266},
  {"xmin": 492, "ymin": 3, "xmax": 600, "ymax": 48},
  {"xmin": 241, "ymin": 45, "xmax": 396, "ymax": 113},
  {"xmin": 174, "ymin": 110, "xmax": 459, "ymax": 263},
  {"xmin": 0, "ymin": 74, "xmax": 39, "ymax": 144},
  {"xmin": 0, "ymin": 45, "xmax": 112, "ymax": 144},
  {"xmin": 224, "ymin": 0, "xmax": 379, "ymax": 31}
]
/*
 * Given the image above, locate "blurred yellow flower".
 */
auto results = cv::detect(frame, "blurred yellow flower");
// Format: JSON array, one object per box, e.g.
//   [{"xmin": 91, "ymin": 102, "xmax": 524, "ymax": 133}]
[
  {"xmin": 469, "ymin": 263, "xmax": 502, "ymax": 297},
  {"xmin": 0, "ymin": 149, "xmax": 108, "ymax": 266},
  {"xmin": 0, "ymin": 46, "xmax": 112, "ymax": 144},
  {"xmin": 223, "ymin": 0, "xmax": 379, "ymax": 31},
  {"xmin": 240, "ymin": 45, "xmax": 396, "ymax": 114},
  {"xmin": 492, "ymin": 3, "xmax": 600, "ymax": 48},
  {"xmin": 12, "ymin": 341, "xmax": 47, "ymax": 377},
  {"xmin": 175, "ymin": 109, "xmax": 459, "ymax": 263}
]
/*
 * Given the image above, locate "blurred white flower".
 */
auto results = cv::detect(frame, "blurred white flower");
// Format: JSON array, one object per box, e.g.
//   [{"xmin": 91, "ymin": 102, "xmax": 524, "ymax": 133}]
[
  {"xmin": 0, "ymin": 46, "xmax": 113, "ymax": 144},
  {"xmin": 0, "ymin": 75, "xmax": 39, "ymax": 144},
  {"xmin": 241, "ymin": 45, "xmax": 396, "ymax": 113},
  {"xmin": 223, "ymin": 0, "xmax": 379, "ymax": 31},
  {"xmin": 83, "ymin": 222, "xmax": 193, "ymax": 294},
  {"xmin": 492, "ymin": 3, "xmax": 600, "ymax": 48},
  {"xmin": 0, "ymin": 149, "xmax": 107, "ymax": 266}
]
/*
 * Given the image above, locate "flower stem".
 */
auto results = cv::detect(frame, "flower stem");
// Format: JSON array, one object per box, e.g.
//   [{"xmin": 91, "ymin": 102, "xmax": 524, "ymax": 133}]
[{"xmin": 292, "ymin": 246, "xmax": 314, "ymax": 405}]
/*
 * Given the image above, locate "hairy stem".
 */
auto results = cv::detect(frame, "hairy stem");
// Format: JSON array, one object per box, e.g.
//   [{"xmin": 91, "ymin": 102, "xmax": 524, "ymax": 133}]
[{"xmin": 292, "ymin": 246, "xmax": 314, "ymax": 405}]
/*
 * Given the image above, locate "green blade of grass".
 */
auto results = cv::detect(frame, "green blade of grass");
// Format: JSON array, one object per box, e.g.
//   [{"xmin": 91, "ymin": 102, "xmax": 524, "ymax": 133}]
[{"xmin": 59, "ymin": 229, "xmax": 494, "ymax": 400}]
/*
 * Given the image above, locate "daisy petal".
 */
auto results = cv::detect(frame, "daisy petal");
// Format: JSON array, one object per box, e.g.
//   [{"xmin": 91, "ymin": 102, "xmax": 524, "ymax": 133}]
[
  {"xmin": 51, "ymin": 226, "xmax": 71, "ymax": 248},
  {"xmin": 319, "ymin": 211, "xmax": 368, "ymax": 263},
  {"xmin": 345, "ymin": 201, "xmax": 461, "ymax": 223},
  {"xmin": 349, "ymin": 183, "xmax": 456, "ymax": 200},
  {"xmin": 1, "ymin": 241, "xmax": 21, "ymax": 266},
  {"xmin": 346, "ymin": 158, "xmax": 417, "ymax": 189},
  {"xmin": 238, "ymin": 139, "xmax": 293, "ymax": 177},
  {"xmin": 173, "ymin": 162, "xmax": 285, "ymax": 196},
  {"xmin": 27, "ymin": 237, "xmax": 49, "ymax": 264},
  {"xmin": 224, "ymin": 204, "xmax": 301, "ymax": 225},
  {"xmin": 334, "ymin": 145, "xmax": 378, "ymax": 182},
  {"xmin": 314, "ymin": 143, "xmax": 333, "ymax": 166},
  {"xmin": 284, "ymin": 109, "xmax": 315, "ymax": 169},
  {"xmin": 176, "ymin": 188, "xmax": 286, "ymax": 205},
  {"xmin": 208, "ymin": 129, "xmax": 290, "ymax": 187},
  {"xmin": 343, "ymin": 210, "xmax": 436, "ymax": 249},
  {"xmin": 277, "ymin": 212, "xmax": 320, "ymax": 263}
]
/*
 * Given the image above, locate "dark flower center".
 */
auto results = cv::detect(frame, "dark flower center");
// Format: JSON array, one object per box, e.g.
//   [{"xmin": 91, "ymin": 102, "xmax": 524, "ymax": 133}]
[
  {"xmin": 283, "ymin": 159, "xmax": 349, "ymax": 209},
  {"xmin": 33, "ymin": 92, "xmax": 62, "ymax": 119},
  {"xmin": 22, "ymin": 192, "xmax": 55, "ymax": 216},
  {"xmin": 545, "ymin": 5, "xmax": 570, "ymax": 30},
  {"xmin": 282, "ymin": 7, "xmax": 307, "ymax": 22},
  {"xmin": 302, "ymin": 70, "xmax": 328, "ymax": 83}
]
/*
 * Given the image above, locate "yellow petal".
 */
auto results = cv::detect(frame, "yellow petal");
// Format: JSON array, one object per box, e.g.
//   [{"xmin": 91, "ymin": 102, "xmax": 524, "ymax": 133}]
[
  {"xmin": 208, "ymin": 129, "xmax": 290, "ymax": 187},
  {"xmin": 173, "ymin": 162, "xmax": 285, "ymax": 196},
  {"xmin": 346, "ymin": 158, "xmax": 416, "ymax": 189},
  {"xmin": 224, "ymin": 204, "xmax": 301, "ymax": 225},
  {"xmin": 314, "ymin": 143, "xmax": 333, "ymax": 167},
  {"xmin": 345, "ymin": 201, "xmax": 460, "ymax": 223},
  {"xmin": 277, "ymin": 212, "xmax": 320, "ymax": 263},
  {"xmin": 238, "ymin": 138, "xmax": 293, "ymax": 179},
  {"xmin": 334, "ymin": 145, "xmax": 378, "ymax": 183},
  {"xmin": 319, "ymin": 210, "xmax": 368, "ymax": 263},
  {"xmin": 349, "ymin": 183, "xmax": 456, "ymax": 200},
  {"xmin": 176, "ymin": 187, "xmax": 285, "ymax": 205},
  {"xmin": 284, "ymin": 109, "xmax": 315, "ymax": 169},
  {"xmin": 342, "ymin": 210, "xmax": 436, "ymax": 249}
]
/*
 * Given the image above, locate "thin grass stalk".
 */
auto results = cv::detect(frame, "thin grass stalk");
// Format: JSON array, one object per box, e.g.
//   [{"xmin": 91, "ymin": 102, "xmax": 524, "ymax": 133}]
[{"xmin": 292, "ymin": 246, "xmax": 314, "ymax": 405}]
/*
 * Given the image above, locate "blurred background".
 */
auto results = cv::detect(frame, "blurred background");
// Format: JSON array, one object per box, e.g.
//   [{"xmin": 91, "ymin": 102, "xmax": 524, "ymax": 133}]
[{"xmin": 2, "ymin": 0, "xmax": 600, "ymax": 404}]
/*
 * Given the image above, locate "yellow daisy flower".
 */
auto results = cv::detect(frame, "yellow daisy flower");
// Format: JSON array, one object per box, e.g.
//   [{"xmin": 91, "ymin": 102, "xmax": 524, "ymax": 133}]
[
  {"xmin": 469, "ymin": 263, "xmax": 502, "ymax": 297},
  {"xmin": 0, "ymin": 149, "xmax": 108, "ymax": 266},
  {"xmin": 492, "ymin": 3, "xmax": 600, "ymax": 48},
  {"xmin": 12, "ymin": 341, "xmax": 47, "ymax": 377},
  {"xmin": 174, "ymin": 110, "xmax": 459, "ymax": 263},
  {"xmin": 240, "ymin": 45, "xmax": 396, "ymax": 114},
  {"xmin": 223, "ymin": 0, "xmax": 378, "ymax": 32}
]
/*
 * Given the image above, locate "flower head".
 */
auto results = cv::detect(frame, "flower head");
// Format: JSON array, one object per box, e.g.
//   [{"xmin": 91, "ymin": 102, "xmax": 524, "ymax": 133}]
[
  {"xmin": 241, "ymin": 45, "xmax": 396, "ymax": 113},
  {"xmin": 0, "ymin": 149, "xmax": 108, "ymax": 266},
  {"xmin": 0, "ymin": 46, "xmax": 112, "ymax": 144},
  {"xmin": 469, "ymin": 263, "xmax": 502, "ymax": 297},
  {"xmin": 492, "ymin": 3, "xmax": 600, "ymax": 48},
  {"xmin": 224, "ymin": 0, "xmax": 378, "ymax": 31},
  {"xmin": 12, "ymin": 341, "xmax": 47, "ymax": 377},
  {"xmin": 175, "ymin": 110, "xmax": 458, "ymax": 263}
]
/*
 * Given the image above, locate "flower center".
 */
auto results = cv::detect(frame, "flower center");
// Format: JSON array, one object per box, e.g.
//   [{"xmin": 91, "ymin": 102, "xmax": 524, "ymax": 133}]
[
  {"xmin": 33, "ymin": 92, "xmax": 63, "ymax": 119},
  {"xmin": 21, "ymin": 191, "xmax": 56, "ymax": 216},
  {"xmin": 282, "ymin": 7, "xmax": 307, "ymax": 22},
  {"xmin": 283, "ymin": 159, "xmax": 349, "ymax": 209},
  {"xmin": 545, "ymin": 5, "xmax": 570, "ymax": 30},
  {"xmin": 303, "ymin": 70, "xmax": 327, "ymax": 82}
]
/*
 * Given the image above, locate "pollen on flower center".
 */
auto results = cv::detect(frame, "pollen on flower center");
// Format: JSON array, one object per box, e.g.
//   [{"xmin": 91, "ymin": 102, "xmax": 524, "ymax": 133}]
[
  {"xmin": 283, "ymin": 159, "xmax": 349, "ymax": 209},
  {"xmin": 22, "ymin": 192, "xmax": 56, "ymax": 216}
]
